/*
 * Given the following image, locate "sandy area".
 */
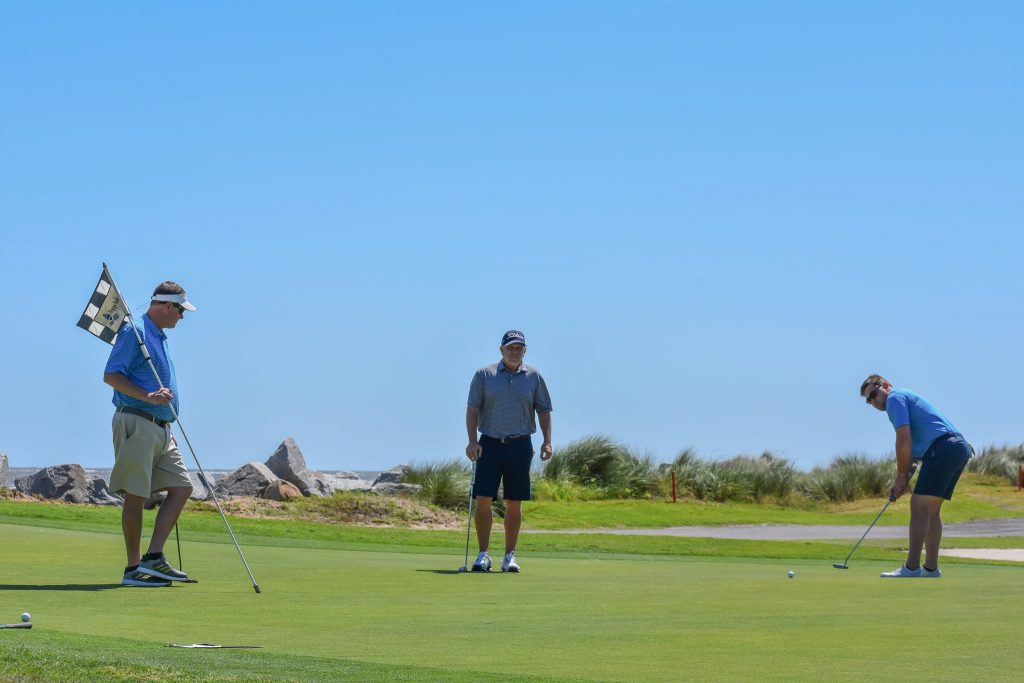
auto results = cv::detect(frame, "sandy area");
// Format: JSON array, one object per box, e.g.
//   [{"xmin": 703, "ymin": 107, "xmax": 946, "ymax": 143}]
[{"xmin": 940, "ymin": 548, "xmax": 1024, "ymax": 562}]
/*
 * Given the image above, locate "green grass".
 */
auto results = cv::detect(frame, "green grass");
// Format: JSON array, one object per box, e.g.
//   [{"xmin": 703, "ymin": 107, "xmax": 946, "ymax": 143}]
[
  {"xmin": 1, "ymin": 495, "xmax": 1022, "ymax": 681},
  {"xmin": 0, "ymin": 521, "xmax": 1022, "ymax": 682}
]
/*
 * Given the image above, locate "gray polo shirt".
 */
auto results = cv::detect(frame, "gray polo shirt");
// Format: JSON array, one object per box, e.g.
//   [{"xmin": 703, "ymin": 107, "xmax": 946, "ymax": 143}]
[{"xmin": 468, "ymin": 361, "xmax": 553, "ymax": 438}]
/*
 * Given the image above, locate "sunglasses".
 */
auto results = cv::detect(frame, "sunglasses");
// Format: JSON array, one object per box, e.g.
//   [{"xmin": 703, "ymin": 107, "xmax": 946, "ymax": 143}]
[
  {"xmin": 865, "ymin": 385, "xmax": 882, "ymax": 404},
  {"xmin": 168, "ymin": 302, "xmax": 185, "ymax": 314}
]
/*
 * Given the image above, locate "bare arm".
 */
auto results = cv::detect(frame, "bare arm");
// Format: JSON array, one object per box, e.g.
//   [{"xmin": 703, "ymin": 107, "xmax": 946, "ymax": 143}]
[
  {"xmin": 103, "ymin": 372, "xmax": 172, "ymax": 405},
  {"xmin": 890, "ymin": 425, "xmax": 913, "ymax": 499},
  {"xmin": 538, "ymin": 412, "xmax": 553, "ymax": 461},
  {"xmin": 465, "ymin": 407, "xmax": 481, "ymax": 461}
]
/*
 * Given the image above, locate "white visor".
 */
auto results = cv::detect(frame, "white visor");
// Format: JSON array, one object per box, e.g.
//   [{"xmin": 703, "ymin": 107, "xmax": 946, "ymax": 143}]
[{"xmin": 152, "ymin": 293, "xmax": 197, "ymax": 312}]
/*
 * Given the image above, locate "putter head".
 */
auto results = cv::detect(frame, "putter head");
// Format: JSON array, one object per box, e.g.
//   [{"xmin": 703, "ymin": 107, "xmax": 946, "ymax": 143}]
[
  {"xmin": 833, "ymin": 563, "xmax": 849, "ymax": 569},
  {"xmin": 457, "ymin": 566, "xmax": 468, "ymax": 573}
]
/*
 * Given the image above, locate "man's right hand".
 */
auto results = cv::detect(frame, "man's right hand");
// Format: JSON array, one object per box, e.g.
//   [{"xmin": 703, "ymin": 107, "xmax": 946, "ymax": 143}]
[
  {"xmin": 466, "ymin": 442, "xmax": 482, "ymax": 462},
  {"xmin": 146, "ymin": 388, "xmax": 174, "ymax": 405}
]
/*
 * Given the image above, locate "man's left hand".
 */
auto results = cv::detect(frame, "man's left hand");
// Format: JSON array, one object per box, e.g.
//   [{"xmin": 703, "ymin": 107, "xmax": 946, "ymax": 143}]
[
  {"xmin": 540, "ymin": 442, "xmax": 553, "ymax": 461},
  {"xmin": 890, "ymin": 472, "xmax": 910, "ymax": 500}
]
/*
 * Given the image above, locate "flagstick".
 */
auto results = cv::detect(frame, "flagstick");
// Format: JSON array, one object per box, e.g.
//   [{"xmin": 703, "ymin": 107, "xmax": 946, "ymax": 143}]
[
  {"xmin": 175, "ymin": 522, "xmax": 182, "ymax": 570},
  {"xmin": 102, "ymin": 264, "xmax": 262, "ymax": 594}
]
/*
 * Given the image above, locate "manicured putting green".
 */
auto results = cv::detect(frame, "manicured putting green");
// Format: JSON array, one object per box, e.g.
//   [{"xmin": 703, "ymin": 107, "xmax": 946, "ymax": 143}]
[{"xmin": 1, "ymin": 522, "xmax": 1021, "ymax": 682}]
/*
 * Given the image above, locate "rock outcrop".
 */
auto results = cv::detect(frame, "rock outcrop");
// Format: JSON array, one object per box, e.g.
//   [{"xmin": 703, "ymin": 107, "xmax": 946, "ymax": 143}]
[
  {"xmin": 215, "ymin": 462, "xmax": 280, "ymax": 498},
  {"xmin": 14, "ymin": 464, "xmax": 122, "ymax": 506}
]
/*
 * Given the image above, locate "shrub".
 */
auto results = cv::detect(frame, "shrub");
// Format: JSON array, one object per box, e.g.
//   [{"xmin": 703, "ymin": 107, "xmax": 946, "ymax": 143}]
[
  {"xmin": 967, "ymin": 445, "xmax": 1024, "ymax": 484},
  {"xmin": 403, "ymin": 459, "xmax": 473, "ymax": 509},
  {"xmin": 542, "ymin": 435, "xmax": 658, "ymax": 498},
  {"xmin": 799, "ymin": 454, "xmax": 891, "ymax": 502}
]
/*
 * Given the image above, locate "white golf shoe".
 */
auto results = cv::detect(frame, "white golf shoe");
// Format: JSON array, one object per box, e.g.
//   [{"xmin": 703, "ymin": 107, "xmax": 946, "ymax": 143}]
[
  {"xmin": 921, "ymin": 566, "xmax": 942, "ymax": 578},
  {"xmin": 880, "ymin": 564, "xmax": 923, "ymax": 578},
  {"xmin": 472, "ymin": 551, "xmax": 492, "ymax": 572},
  {"xmin": 501, "ymin": 551, "xmax": 520, "ymax": 573}
]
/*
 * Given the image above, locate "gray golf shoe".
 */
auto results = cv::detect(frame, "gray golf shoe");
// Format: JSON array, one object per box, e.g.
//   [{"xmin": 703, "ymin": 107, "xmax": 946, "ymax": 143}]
[
  {"xmin": 139, "ymin": 553, "xmax": 191, "ymax": 582},
  {"xmin": 122, "ymin": 567, "xmax": 171, "ymax": 587}
]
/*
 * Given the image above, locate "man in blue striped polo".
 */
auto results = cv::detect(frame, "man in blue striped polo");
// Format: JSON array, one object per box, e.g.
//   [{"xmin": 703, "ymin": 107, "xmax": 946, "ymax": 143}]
[
  {"xmin": 103, "ymin": 281, "xmax": 196, "ymax": 587},
  {"xmin": 465, "ymin": 330, "xmax": 553, "ymax": 573},
  {"xmin": 861, "ymin": 374, "xmax": 973, "ymax": 578}
]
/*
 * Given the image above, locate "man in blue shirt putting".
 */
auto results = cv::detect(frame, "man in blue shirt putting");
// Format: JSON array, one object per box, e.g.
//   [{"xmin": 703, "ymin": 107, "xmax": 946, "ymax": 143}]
[{"xmin": 860, "ymin": 374, "xmax": 972, "ymax": 578}]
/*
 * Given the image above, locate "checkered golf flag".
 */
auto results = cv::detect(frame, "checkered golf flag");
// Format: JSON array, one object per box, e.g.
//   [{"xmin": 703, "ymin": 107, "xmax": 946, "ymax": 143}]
[{"xmin": 77, "ymin": 266, "xmax": 129, "ymax": 344}]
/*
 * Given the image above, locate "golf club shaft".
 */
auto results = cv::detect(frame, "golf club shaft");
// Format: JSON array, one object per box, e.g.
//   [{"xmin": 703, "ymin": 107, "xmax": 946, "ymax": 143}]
[
  {"xmin": 462, "ymin": 461, "xmax": 477, "ymax": 569},
  {"xmin": 841, "ymin": 497, "xmax": 893, "ymax": 565},
  {"xmin": 0, "ymin": 623, "xmax": 31, "ymax": 629}
]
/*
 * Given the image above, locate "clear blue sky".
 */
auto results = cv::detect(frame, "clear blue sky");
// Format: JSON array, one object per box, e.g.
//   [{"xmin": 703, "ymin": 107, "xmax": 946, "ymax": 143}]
[{"xmin": 2, "ymin": 2, "xmax": 1021, "ymax": 473}]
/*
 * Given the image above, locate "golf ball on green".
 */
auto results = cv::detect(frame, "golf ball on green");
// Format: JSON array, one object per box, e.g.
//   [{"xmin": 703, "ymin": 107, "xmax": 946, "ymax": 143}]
[
  {"xmin": 21, "ymin": 613, "xmax": 30, "ymax": 622},
  {"xmin": 787, "ymin": 571, "xmax": 795, "ymax": 579}
]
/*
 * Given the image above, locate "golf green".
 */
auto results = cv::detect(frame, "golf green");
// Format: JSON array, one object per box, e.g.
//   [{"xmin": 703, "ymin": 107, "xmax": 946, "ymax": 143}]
[{"xmin": 1, "ymin": 521, "xmax": 1021, "ymax": 682}]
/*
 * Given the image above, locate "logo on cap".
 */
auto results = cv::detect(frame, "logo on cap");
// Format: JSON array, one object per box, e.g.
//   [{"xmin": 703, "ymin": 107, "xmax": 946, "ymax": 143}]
[{"xmin": 501, "ymin": 330, "xmax": 526, "ymax": 347}]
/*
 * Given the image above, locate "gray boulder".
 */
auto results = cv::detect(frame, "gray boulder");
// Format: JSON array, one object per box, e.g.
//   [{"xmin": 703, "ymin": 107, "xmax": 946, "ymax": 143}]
[
  {"xmin": 372, "ymin": 465, "xmax": 411, "ymax": 486},
  {"xmin": 188, "ymin": 470, "xmax": 216, "ymax": 501},
  {"xmin": 319, "ymin": 472, "xmax": 373, "ymax": 492},
  {"xmin": 371, "ymin": 482, "xmax": 422, "ymax": 495},
  {"xmin": 215, "ymin": 462, "xmax": 280, "ymax": 498},
  {"xmin": 1, "ymin": 453, "xmax": 8, "ymax": 489},
  {"xmin": 265, "ymin": 438, "xmax": 321, "ymax": 496},
  {"xmin": 89, "ymin": 477, "xmax": 123, "ymax": 506},
  {"xmin": 14, "ymin": 464, "xmax": 121, "ymax": 505}
]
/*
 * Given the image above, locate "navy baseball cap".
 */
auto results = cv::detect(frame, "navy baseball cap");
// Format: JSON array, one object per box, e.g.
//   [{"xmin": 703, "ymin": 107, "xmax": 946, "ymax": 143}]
[{"xmin": 501, "ymin": 330, "xmax": 526, "ymax": 347}]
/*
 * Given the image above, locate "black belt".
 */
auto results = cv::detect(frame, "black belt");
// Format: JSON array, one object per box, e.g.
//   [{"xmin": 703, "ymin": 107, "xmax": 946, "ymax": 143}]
[
  {"xmin": 117, "ymin": 406, "xmax": 171, "ymax": 428},
  {"xmin": 484, "ymin": 434, "xmax": 530, "ymax": 444}
]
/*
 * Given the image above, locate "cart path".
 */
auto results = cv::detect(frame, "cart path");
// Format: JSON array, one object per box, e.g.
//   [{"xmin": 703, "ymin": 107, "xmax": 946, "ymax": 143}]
[{"xmin": 524, "ymin": 517, "xmax": 1024, "ymax": 540}]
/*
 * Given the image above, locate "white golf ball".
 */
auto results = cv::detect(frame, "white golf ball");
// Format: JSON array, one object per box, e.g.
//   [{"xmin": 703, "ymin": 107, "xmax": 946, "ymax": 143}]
[
  {"xmin": 787, "ymin": 571, "xmax": 795, "ymax": 579},
  {"xmin": 21, "ymin": 613, "xmax": 30, "ymax": 622}
]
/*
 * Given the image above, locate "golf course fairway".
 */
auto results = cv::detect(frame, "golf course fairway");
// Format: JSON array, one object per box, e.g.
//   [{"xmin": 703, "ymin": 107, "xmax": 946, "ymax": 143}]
[{"xmin": 1, "ymin": 520, "xmax": 1022, "ymax": 682}]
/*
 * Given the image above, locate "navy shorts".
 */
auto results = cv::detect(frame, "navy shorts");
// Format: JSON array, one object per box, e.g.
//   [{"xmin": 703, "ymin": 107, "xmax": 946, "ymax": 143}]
[
  {"xmin": 914, "ymin": 434, "xmax": 972, "ymax": 500},
  {"xmin": 474, "ymin": 435, "xmax": 534, "ymax": 501}
]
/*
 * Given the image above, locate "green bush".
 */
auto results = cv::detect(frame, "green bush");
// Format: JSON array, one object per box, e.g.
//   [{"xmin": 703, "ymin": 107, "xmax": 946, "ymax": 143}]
[
  {"xmin": 402, "ymin": 459, "xmax": 473, "ymax": 509},
  {"xmin": 799, "ymin": 454, "xmax": 891, "ymax": 502},
  {"xmin": 661, "ymin": 449, "xmax": 798, "ymax": 502},
  {"xmin": 967, "ymin": 445, "xmax": 1024, "ymax": 484},
  {"xmin": 542, "ymin": 435, "xmax": 658, "ymax": 498}
]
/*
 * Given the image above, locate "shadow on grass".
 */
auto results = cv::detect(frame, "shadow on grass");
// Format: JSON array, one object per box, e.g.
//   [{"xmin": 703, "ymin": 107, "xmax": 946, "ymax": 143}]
[{"xmin": 0, "ymin": 583, "xmax": 123, "ymax": 592}]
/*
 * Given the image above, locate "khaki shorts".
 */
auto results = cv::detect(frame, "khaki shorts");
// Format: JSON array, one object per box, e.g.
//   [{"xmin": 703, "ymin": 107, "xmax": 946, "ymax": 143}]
[{"xmin": 110, "ymin": 412, "xmax": 192, "ymax": 498}]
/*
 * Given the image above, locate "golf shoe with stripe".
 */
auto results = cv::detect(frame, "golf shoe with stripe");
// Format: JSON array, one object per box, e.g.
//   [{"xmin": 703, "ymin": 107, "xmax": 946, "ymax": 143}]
[
  {"xmin": 139, "ymin": 553, "xmax": 191, "ymax": 582},
  {"xmin": 122, "ymin": 567, "xmax": 171, "ymax": 587}
]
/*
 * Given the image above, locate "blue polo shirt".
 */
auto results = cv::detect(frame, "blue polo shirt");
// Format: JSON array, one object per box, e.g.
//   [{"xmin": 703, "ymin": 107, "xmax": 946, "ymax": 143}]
[
  {"xmin": 885, "ymin": 388, "xmax": 958, "ymax": 459},
  {"xmin": 468, "ymin": 361, "xmax": 552, "ymax": 438},
  {"xmin": 104, "ymin": 314, "xmax": 178, "ymax": 422}
]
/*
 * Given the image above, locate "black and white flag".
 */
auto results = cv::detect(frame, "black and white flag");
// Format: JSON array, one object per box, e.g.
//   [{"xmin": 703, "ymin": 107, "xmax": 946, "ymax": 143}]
[{"xmin": 77, "ymin": 265, "xmax": 129, "ymax": 344}]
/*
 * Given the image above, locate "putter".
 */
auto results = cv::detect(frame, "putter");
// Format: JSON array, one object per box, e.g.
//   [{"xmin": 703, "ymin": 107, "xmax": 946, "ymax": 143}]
[
  {"xmin": 833, "ymin": 497, "xmax": 893, "ymax": 569},
  {"xmin": 834, "ymin": 464, "xmax": 917, "ymax": 569},
  {"xmin": 0, "ymin": 623, "xmax": 32, "ymax": 629},
  {"xmin": 457, "ymin": 460, "xmax": 477, "ymax": 572}
]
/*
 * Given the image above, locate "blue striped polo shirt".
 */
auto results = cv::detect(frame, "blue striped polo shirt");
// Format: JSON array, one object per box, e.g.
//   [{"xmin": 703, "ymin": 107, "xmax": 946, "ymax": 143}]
[
  {"xmin": 467, "ymin": 361, "xmax": 552, "ymax": 438},
  {"xmin": 104, "ymin": 314, "xmax": 178, "ymax": 422}
]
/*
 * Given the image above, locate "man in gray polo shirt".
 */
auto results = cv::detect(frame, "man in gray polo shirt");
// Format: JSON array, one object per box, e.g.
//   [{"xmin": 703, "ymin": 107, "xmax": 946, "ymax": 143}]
[{"xmin": 465, "ymin": 330, "xmax": 553, "ymax": 573}]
